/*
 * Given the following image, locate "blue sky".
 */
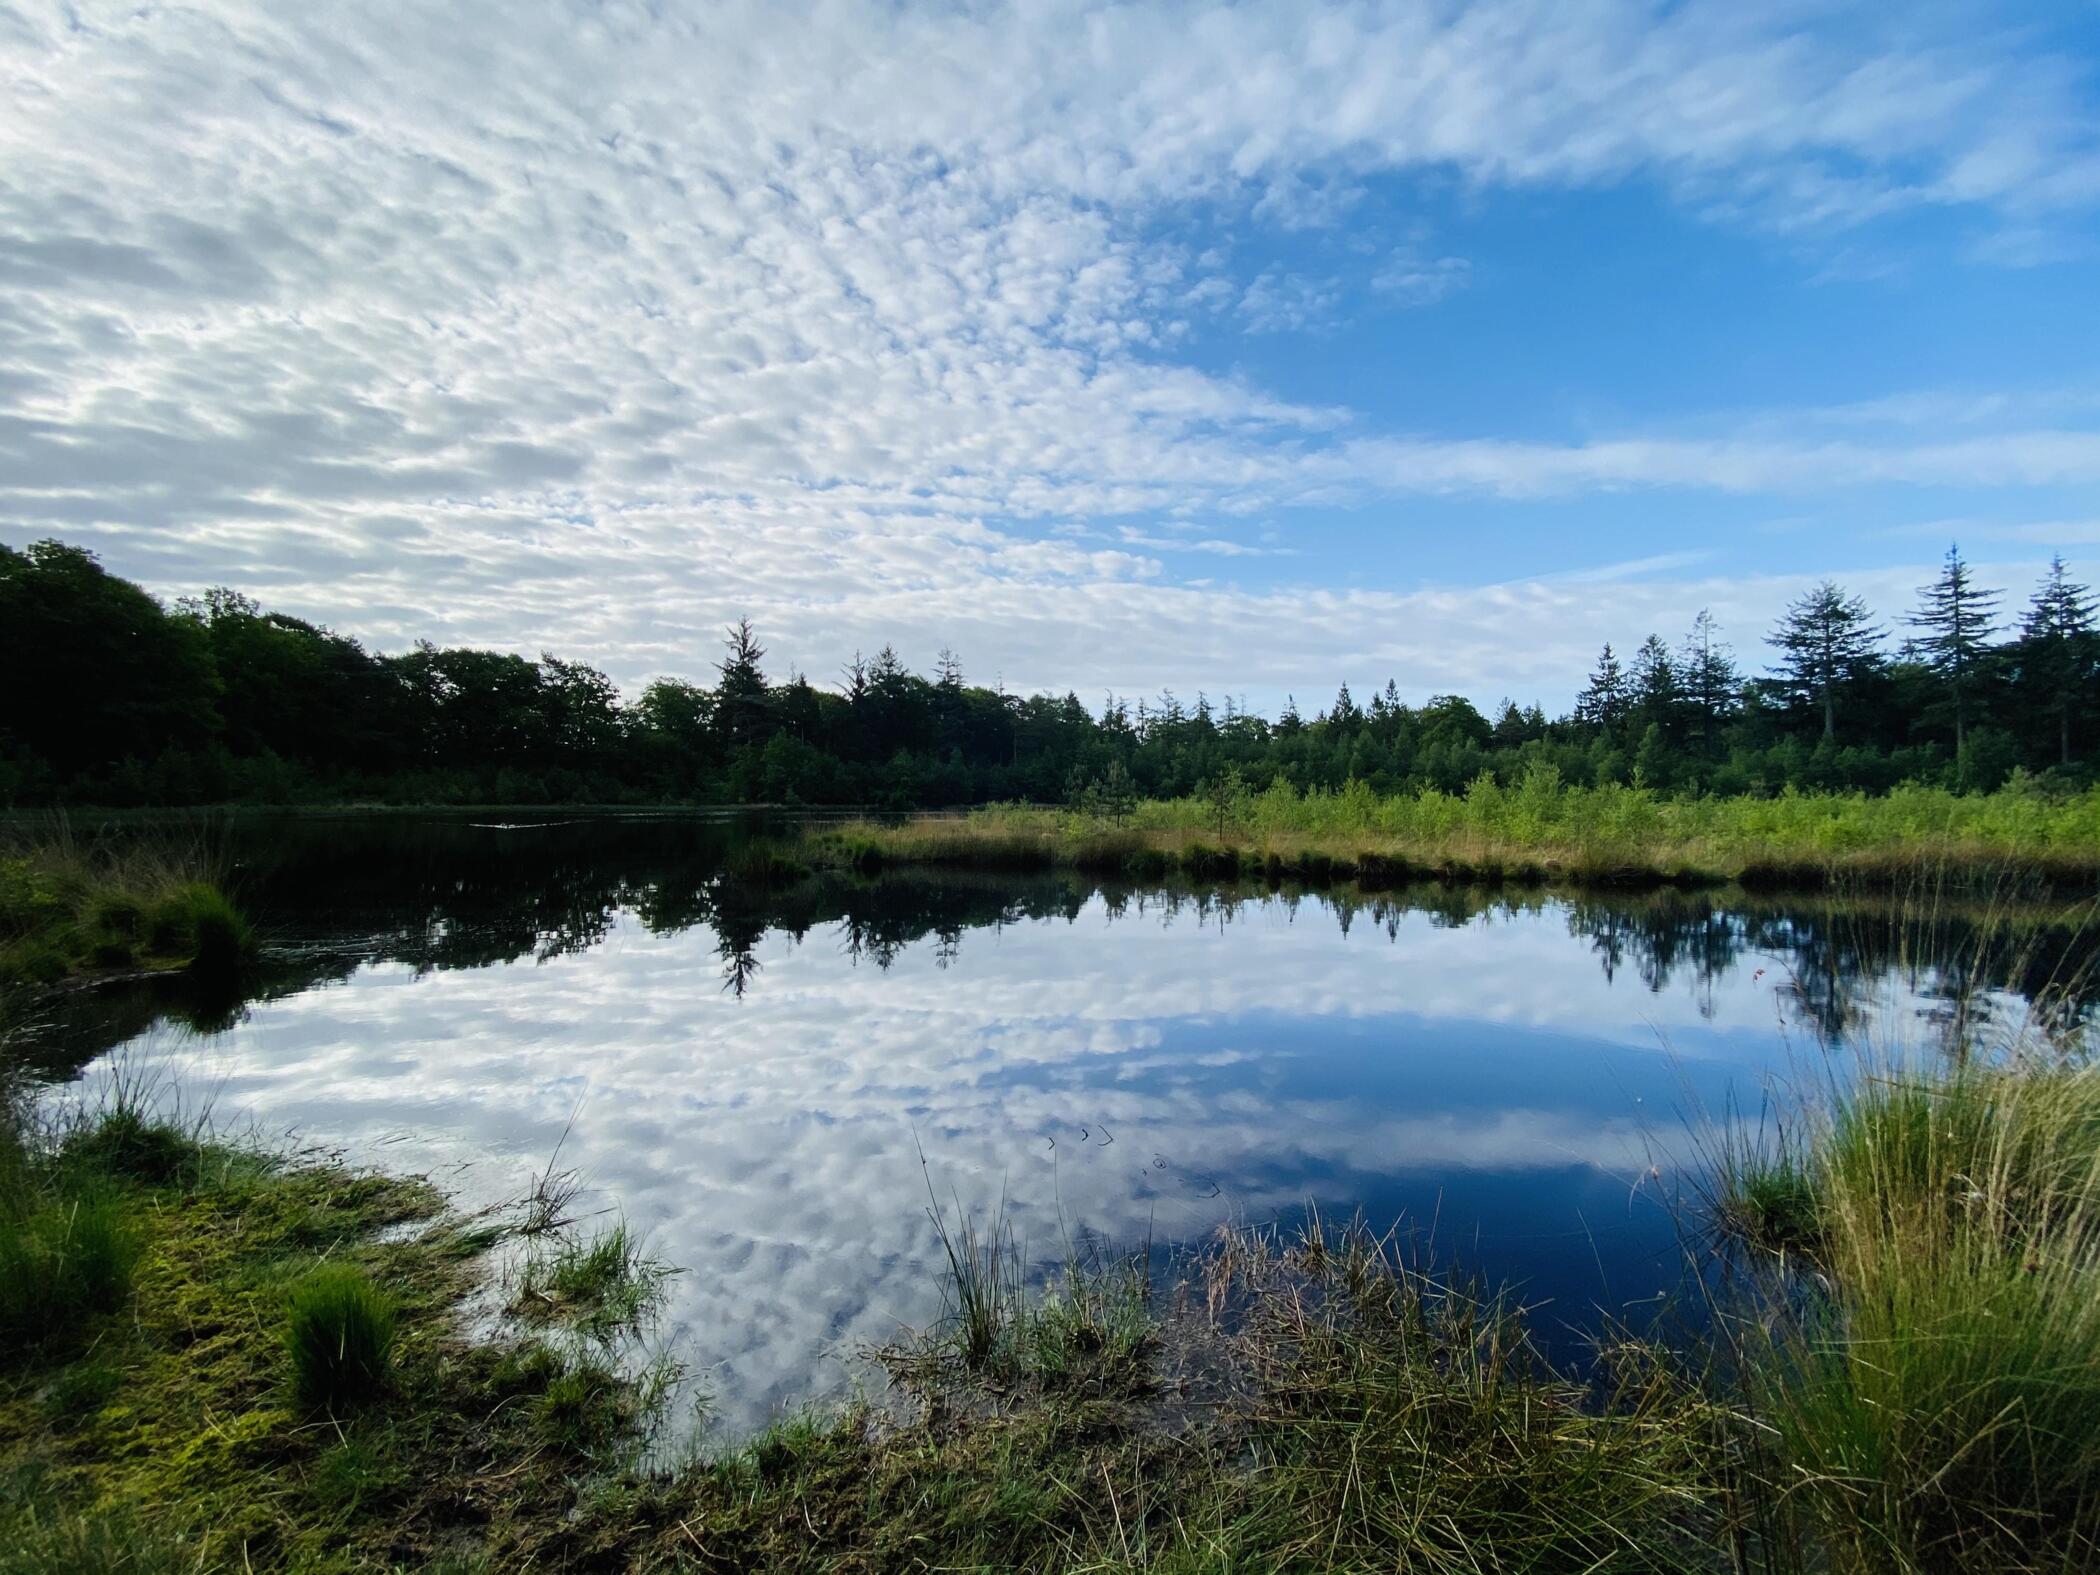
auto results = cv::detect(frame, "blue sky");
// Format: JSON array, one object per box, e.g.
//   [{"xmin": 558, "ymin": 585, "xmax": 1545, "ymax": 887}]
[{"xmin": 3, "ymin": 0, "xmax": 2098, "ymax": 714}]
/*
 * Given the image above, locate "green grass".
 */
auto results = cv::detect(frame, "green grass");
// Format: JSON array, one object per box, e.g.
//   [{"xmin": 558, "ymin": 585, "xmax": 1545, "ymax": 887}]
[
  {"xmin": 512, "ymin": 1220, "xmax": 672, "ymax": 1341},
  {"xmin": 0, "ymin": 830, "xmax": 255, "ymax": 989},
  {"xmin": 802, "ymin": 772, "xmax": 2100, "ymax": 892},
  {"xmin": 1715, "ymin": 1056, "xmax": 2100, "ymax": 1571},
  {"xmin": 0, "ymin": 1185, "xmax": 140, "ymax": 1355},
  {"xmin": 284, "ymin": 1264, "xmax": 398, "ymax": 1410}
]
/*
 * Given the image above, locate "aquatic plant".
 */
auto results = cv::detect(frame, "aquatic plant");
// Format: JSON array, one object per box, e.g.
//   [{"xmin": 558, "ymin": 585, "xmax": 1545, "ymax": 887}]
[{"xmin": 514, "ymin": 1220, "xmax": 673, "ymax": 1340}]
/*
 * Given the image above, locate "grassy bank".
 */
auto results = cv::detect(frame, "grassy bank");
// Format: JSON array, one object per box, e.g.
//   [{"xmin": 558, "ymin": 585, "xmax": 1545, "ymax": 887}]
[
  {"xmin": 0, "ymin": 832, "xmax": 255, "ymax": 991},
  {"xmin": 0, "ymin": 1087, "xmax": 1737, "ymax": 1573},
  {"xmin": 7, "ymin": 1058, "xmax": 2098, "ymax": 1569},
  {"xmin": 802, "ymin": 775, "xmax": 2100, "ymax": 891}
]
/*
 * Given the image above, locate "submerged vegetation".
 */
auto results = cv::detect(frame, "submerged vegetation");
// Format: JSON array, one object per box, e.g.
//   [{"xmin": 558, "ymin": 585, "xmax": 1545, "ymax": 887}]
[
  {"xmin": 805, "ymin": 772, "xmax": 2100, "ymax": 891},
  {"xmin": 0, "ymin": 830, "xmax": 256, "ymax": 990}
]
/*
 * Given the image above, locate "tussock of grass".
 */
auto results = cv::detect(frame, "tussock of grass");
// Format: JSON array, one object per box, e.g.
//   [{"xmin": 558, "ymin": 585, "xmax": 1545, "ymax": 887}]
[
  {"xmin": 0, "ymin": 828, "xmax": 255, "ymax": 989},
  {"xmin": 1718, "ymin": 1056, "xmax": 2100, "ymax": 1570},
  {"xmin": 0, "ymin": 1185, "xmax": 139, "ymax": 1355},
  {"xmin": 284, "ymin": 1264, "xmax": 397, "ymax": 1410}
]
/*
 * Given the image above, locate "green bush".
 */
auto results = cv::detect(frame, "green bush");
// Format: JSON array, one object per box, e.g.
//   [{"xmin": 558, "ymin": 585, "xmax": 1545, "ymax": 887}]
[{"xmin": 284, "ymin": 1264, "xmax": 397, "ymax": 1409}]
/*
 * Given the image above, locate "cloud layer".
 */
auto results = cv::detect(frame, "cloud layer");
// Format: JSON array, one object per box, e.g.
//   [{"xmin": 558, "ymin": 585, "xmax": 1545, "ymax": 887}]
[{"xmin": 3, "ymin": 1, "xmax": 2097, "ymax": 704}]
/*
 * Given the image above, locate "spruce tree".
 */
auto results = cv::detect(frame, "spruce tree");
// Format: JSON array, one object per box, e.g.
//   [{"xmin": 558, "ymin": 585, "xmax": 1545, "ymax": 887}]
[
  {"xmin": 1908, "ymin": 544, "xmax": 2001, "ymax": 764},
  {"xmin": 1769, "ymin": 581, "xmax": 1884, "ymax": 742},
  {"xmin": 1677, "ymin": 609, "xmax": 1740, "ymax": 753},
  {"xmin": 1629, "ymin": 634, "xmax": 1681, "ymax": 742},
  {"xmin": 2020, "ymin": 555, "xmax": 2097, "ymax": 767},
  {"xmin": 714, "ymin": 617, "xmax": 770, "ymax": 750},
  {"xmin": 1574, "ymin": 643, "xmax": 1629, "ymax": 734}
]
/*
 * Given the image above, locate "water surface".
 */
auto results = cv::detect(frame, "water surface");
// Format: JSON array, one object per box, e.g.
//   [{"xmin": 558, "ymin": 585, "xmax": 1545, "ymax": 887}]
[{"xmin": 22, "ymin": 814, "xmax": 2090, "ymax": 1433}]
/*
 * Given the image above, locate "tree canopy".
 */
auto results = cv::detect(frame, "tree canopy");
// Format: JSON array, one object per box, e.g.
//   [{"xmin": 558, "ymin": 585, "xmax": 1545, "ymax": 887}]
[{"xmin": 3, "ymin": 537, "xmax": 2095, "ymax": 809}]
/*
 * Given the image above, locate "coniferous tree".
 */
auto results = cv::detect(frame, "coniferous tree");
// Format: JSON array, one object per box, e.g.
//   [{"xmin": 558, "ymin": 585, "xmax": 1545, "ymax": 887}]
[
  {"xmin": 714, "ymin": 618, "xmax": 770, "ymax": 750},
  {"xmin": 1770, "ymin": 581, "xmax": 1884, "ymax": 742},
  {"xmin": 1677, "ymin": 609, "xmax": 1740, "ymax": 753},
  {"xmin": 2020, "ymin": 555, "xmax": 2098, "ymax": 768},
  {"xmin": 1908, "ymin": 544, "xmax": 2001, "ymax": 764},
  {"xmin": 1628, "ymin": 634, "xmax": 1681, "ymax": 743},
  {"xmin": 1574, "ymin": 644, "xmax": 1629, "ymax": 734}
]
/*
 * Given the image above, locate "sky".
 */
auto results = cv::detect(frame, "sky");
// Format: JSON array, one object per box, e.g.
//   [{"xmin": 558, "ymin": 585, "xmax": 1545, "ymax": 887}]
[{"xmin": 4, "ymin": 0, "xmax": 2099, "ymax": 716}]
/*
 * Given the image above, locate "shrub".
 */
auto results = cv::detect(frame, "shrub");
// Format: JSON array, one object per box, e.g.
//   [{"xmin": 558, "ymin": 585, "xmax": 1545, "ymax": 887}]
[{"xmin": 285, "ymin": 1264, "xmax": 397, "ymax": 1409}]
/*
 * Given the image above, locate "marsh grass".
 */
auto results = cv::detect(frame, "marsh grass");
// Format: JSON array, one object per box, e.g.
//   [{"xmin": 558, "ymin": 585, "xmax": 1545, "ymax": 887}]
[
  {"xmin": 1716, "ymin": 1057, "xmax": 2100, "ymax": 1571},
  {"xmin": 802, "ymin": 773, "xmax": 2100, "ymax": 893},
  {"xmin": 0, "ymin": 1496, "xmax": 190, "ymax": 1575},
  {"xmin": 1697, "ymin": 876, "xmax": 2100, "ymax": 1572},
  {"xmin": 0, "ymin": 1078, "xmax": 673, "ymax": 1570},
  {"xmin": 0, "ymin": 823, "xmax": 255, "ymax": 988},
  {"xmin": 284, "ymin": 1263, "xmax": 398, "ymax": 1410},
  {"xmin": 1200, "ymin": 1216, "xmax": 1732, "ymax": 1574},
  {"xmin": 513, "ymin": 1220, "xmax": 674, "ymax": 1341}
]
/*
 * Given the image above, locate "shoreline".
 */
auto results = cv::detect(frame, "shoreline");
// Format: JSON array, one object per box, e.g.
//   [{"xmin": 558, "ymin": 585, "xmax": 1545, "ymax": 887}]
[{"xmin": 6, "ymin": 1034, "xmax": 2098, "ymax": 1568}]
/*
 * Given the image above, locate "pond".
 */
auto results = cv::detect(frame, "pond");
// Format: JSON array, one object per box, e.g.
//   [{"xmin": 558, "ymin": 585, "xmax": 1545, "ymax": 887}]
[{"xmin": 16, "ymin": 813, "xmax": 2094, "ymax": 1435}]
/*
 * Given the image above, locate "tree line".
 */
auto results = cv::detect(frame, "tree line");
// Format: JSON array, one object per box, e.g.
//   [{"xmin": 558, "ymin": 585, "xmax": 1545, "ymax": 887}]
[{"xmin": 3, "ymin": 537, "xmax": 2094, "ymax": 809}]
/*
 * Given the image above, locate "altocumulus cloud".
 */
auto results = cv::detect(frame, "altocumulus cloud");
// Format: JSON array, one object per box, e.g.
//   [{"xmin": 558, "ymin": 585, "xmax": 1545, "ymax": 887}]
[{"xmin": 2, "ymin": 0, "xmax": 2097, "ymax": 705}]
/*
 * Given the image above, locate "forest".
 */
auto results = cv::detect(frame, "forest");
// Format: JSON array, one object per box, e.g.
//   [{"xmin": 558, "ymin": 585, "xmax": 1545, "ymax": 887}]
[{"xmin": 3, "ymin": 536, "xmax": 2095, "ymax": 809}]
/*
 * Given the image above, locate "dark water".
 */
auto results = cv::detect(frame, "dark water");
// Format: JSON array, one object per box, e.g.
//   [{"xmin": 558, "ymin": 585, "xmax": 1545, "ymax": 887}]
[{"xmin": 17, "ymin": 814, "xmax": 2096, "ymax": 1434}]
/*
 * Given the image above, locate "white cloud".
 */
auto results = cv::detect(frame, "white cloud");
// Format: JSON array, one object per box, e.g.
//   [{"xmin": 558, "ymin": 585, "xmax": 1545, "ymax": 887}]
[{"xmin": 1, "ymin": 0, "xmax": 2095, "ymax": 703}]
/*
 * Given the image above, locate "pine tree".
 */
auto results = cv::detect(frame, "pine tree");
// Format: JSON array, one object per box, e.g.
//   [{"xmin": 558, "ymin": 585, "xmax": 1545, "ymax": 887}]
[
  {"xmin": 2020, "ymin": 555, "xmax": 2097, "ymax": 767},
  {"xmin": 1908, "ymin": 544, "xmax": 2002, "ymax": 764},
  {"xmin": 1770, "ymin": 582, "xmax": 1884, "ymax": 742},
  {"xmin": 1574, "ymin": 644, "xmax": 1629, "ymax": 733},
  {"xmin": 1677, "ymin": 609, "xmax": 1739, "ymax": 752}
]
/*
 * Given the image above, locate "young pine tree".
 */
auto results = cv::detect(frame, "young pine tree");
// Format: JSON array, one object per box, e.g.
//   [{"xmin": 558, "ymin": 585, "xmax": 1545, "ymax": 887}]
[
  {"xmin": 2020, "ymin": 555, "xmax": 2098, "ymax": 768},
  {"xmin": 1769, "ymin": 581, "xmax": 1884, "ymax": 742},
  {"xmin": 1908, "ymin": 544, "xmax": 2002, "ymax": 767}
]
